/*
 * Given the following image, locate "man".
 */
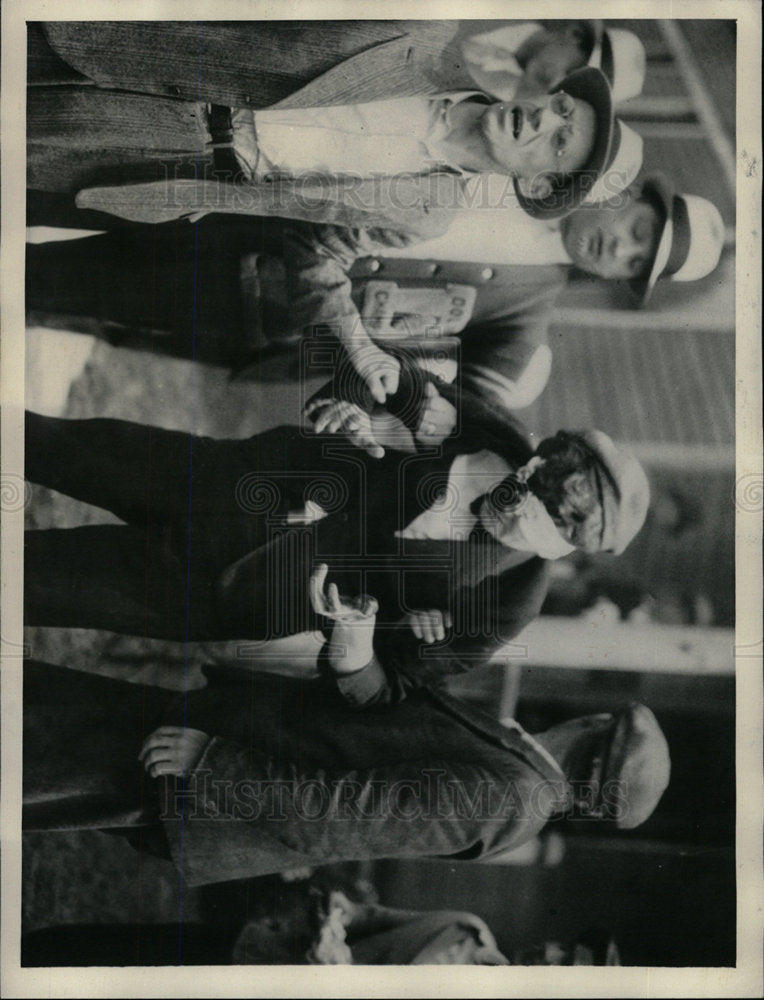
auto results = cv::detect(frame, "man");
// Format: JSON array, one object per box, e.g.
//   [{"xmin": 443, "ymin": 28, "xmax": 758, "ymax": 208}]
[
  {"xmin": 559, "ymin": 172, "xmax": 726, "ymax": 299},
  {"xmin": 24, "ymin": 407, "xmax": 649, "ymax": 700},
  {"xmin": 26, "ymin": 171, "xmax": 722, "ymax": 422},
  {"xmin": 30, "ymin": 22, "xmax": 633, "ymax": 220},
  {"xmin": 23, "ymin": 571, "xmax": 671, "ymax": 886},
  {"xmin": 25, "ymin": 216, "xmax": 563, "ymax": 414},
  {"xmin": 37, "ymin": 65, "xmax": 626, "ymax": 231}
]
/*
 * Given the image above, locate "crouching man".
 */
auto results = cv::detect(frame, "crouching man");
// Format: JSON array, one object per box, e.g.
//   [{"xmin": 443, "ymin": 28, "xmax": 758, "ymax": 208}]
[{"xmin": 24, "ymin": 571, "xmax": 670, "ymax": 887}]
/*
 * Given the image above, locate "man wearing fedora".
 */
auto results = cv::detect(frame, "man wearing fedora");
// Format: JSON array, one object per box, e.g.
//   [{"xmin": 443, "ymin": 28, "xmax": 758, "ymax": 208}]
[
  {"xmin": 292, "ymin": 168, "xmax": 726, "ymax": 449},
  {"xmin": 23, "ymin": 566, "xmax": 671, "ymax": 886},
  {"xmin": 51, "ymin": 65, "xmax": 625, "ymax": 228},
  {"xmin": 29, "ymin": 20, "xmax": 634, "ymax": 223},
  {"xmin": 25, "ymin": 169, "xmax": 721, "ymax": 440}
]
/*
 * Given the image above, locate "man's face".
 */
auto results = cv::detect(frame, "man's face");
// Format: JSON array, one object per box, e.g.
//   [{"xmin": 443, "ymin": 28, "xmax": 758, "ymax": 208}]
[
  {"xmin": 550, "ymin": 470, "xmax": 604, "ymax": 553},
  {"xmin": 477, "ymin": 91, "xmax": 596, "ymax": 183},
  {"xmin": 561, "ymin": 194, "xmax": 664, "ymax": 279},
  {"xmin": 529, "ymin": 440, "xmax": 607, "ymax": 553}
]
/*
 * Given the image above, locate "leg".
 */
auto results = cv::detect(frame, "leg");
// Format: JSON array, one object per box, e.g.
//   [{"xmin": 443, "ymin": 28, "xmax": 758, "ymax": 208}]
[
  {"xmin": 22, "ymin": 923, "xmax": 237, "ymax": 966},
  {"xmin": 24, "ymin": 524, "xmax": 215, "ymax": 640},
  {"xmin": 26, "ymin": 219, "xmax": 287, "ymax": 364},
  {"xmin": 27, "ymin": 86, "xmax": 213, "ymax": 195},
  {"xmin": 25, "ymin": 412, "xmax": 342, "ymax": 527},
  {"xmin": 25, "ymin": 410, "xmax": 197, "ymax": 524},
  {"xmin": 23, "ymin": 660, "xmax": 173, "ymax": 831}
]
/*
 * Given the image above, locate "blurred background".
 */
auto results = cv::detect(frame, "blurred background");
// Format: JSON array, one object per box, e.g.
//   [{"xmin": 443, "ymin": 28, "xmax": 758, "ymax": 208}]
[{"xmin": 22, "ymin": 19, "xmax": 737, "ymax": 966}]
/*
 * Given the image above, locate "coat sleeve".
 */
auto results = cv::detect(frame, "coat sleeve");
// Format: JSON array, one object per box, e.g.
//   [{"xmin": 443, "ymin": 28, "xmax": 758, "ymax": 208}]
[
  {"xmin": 325, "ymin": 557, "xmax": 551, "ymax": 706},
  {"xmin": 455, "ymin": 280, "xmax": 563, "ymax": 413},
  {"xmin": 187, "ymin": 735, "xmax": 526, "ymax": 864},
  {"xmin": 293, "ymin": 229, "xmax": 563, "ymax": 432}
]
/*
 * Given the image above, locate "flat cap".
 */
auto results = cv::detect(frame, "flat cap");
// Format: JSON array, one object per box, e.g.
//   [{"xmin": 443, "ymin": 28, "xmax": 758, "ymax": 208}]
[{"xmin": 581, "ymin": 429, "xmax": 650, "ymax": 554}]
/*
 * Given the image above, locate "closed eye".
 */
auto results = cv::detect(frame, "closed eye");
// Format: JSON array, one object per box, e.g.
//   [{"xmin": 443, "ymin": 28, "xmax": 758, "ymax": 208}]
[{"xmin": 552, "ymin": 126, "xmax": 569, "ymax": 156}]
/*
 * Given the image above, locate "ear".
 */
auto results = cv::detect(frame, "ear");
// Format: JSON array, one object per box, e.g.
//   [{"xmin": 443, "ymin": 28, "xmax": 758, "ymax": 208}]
[
  {"xmin": 516, "ymin": 174, "xmax": 555, "ymax": 200},
  {"xmin": 565, "ymin": 19, "xmax": 595, "ymax": 54}
]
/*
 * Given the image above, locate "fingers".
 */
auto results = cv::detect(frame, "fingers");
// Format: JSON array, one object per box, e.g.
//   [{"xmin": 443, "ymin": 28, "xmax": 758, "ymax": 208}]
[
  {"xmin": 139, "ymin": 727, "xmax": 185, "ymax": 762},
  {"xmin": 349, "ymin": 426, "xmax": 385, "ymax": 459},
  {"xmin": 407, "ymin": 609, "xmax": 451, "ymax": 643},
  {"xmin": 142, "ymin": 746, "xmax": 176, "ymax": 770},
  {"xmin": 353, "ymin": 594, "xmax": 379, "ymax": 618},
  {"xmin": 380, "ymin": 364, "xmax": 400, "ymax": 397},
  {"xmin": 315, "ymin": 406, "xmax": 342, "ymax": 435},
  {"xmin": 309, "ymin": 563, "xmax": 330, "ymax": 614},
  {"xmin": 139, "ymin": 728, "xmax": 207, "ymax": 777},
  {"xmin": 364, "ymin": 441, "xmax": 385, "ymax": 459},
  {"xmin": 303, "ymin": 398, "xmax": 325, "ymax": 420},
  {"xmin": 366, "ymin": 373, "xmax": 387, "ymax": 406},
  {"xmin": 416, "ymin": 389, "xmax": 457, "ymax": 445},
  {"xmin": 327, "ymin": 582, "xmax": 343, "ymax": 614},
  {"xmin": 354, "ymin": 348, "xmax": 400, "ymax": 403},
  {"xmin": 309, "ymin": 564, "xmax": 351, "ymax": 620}
]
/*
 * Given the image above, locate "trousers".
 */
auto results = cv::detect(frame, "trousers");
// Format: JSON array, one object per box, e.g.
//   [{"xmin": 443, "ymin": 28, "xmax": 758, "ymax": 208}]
[{"xmin": 23, "ymin": 660, "xmax": 170, "ymax": 838}]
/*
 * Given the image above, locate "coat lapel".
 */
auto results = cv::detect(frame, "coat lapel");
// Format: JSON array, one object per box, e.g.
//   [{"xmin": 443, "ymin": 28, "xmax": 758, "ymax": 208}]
[
  {"xmin": 76, "ymin": 174, "xmax": 463, "ymax": 236},
  {"xmin": 272, "ymin": 35, "xmax": 441, "ymax": 109}
]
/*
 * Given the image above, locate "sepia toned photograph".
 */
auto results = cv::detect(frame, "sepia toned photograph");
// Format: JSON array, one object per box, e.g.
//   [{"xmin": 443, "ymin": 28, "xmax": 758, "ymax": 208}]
[{"xmin": 1, "ymin": 3, "xmax": 761, "ymax": 996}]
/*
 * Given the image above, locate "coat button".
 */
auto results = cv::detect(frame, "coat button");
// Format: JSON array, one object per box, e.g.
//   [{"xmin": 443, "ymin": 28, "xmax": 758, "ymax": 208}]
[
  {"xmin": 480, "ymin": 267, "xmax": 494, "ymax": 281},
  {"xmin": 168, "ymin": 85, "xmax": 182, "ymax": 97},
  {"xmin": 367, "ymin": 259, "xmax": 381, "ymax": 273}
]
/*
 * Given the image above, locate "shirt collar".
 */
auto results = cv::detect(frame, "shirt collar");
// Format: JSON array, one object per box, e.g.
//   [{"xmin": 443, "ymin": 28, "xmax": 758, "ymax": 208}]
[{"xmin": 427, "ymin": 91, "xmax": 493, "ymax": 175}]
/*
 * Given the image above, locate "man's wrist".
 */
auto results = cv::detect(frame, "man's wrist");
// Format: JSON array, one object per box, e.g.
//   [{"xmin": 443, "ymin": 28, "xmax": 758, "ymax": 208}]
[{"xmin": 327, "ymin": 630, "xmax": 376, "ymax": 675}]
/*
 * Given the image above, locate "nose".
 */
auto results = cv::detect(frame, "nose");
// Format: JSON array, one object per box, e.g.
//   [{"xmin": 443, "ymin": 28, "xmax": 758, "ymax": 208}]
[
  {"xmin": 607, "ymin": 231, "xmax": 638, "ymax": 261},
  {"xmin": 524, "ymin": 105, "xmax": 542, "ymax": 132}
]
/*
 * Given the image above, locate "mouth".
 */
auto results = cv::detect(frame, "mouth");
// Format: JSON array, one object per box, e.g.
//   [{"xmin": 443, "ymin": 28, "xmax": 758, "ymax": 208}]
[{"xmin": 511, "ymin": 106, "xmax": 523, "ymax": 140}]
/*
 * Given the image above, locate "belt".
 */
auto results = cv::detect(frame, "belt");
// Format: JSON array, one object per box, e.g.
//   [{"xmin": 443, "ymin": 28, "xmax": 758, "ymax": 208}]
[{"xmin": 206, "ymin": 104, "xmax": 242, "ymax": 177}]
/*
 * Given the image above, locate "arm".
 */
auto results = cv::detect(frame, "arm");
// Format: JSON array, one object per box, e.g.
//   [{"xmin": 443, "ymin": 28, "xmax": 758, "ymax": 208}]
[
  {"xmin": 331, "ymin": 557, "xmax": 551, "ymax": 707},
  {"xmin": 141, "ymin": 725, "xmax": 512, "ymax": 860}
]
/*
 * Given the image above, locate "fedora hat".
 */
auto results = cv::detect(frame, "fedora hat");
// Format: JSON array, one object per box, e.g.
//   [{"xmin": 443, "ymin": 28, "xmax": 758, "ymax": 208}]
[
  {"xmin": 629, "ymin": 172, "xmax": 726, "ymax": 304},
  {"xmin": 514, "ymin": 66, "xmax": 620, "ymax": 221},
  {"xmin": 586, "ymin": 22, "xmax": 647, "ymax": 105}
]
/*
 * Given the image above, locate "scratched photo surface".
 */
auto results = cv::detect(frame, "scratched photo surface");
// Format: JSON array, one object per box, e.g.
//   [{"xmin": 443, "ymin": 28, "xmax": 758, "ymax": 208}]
[{"xmin": 20, "ymin": 17, "xmax": 737, "ymax": 971}]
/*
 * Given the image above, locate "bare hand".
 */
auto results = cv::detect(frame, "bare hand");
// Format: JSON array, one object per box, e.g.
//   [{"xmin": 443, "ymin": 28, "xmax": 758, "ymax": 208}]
[
  {"xmin": 309, "ymin": 563, "xmax": 378, "ymax": 674},
  {"xmin": 139, "ymin": 727, "xmax": 209, "ymax": 778},
  {"xmin": 309, "ymin": 563, "xmax": 378, "ymax": 624},
  {"xmin": 346, "ymin": 341, "xmax": 401, "ymax": 404},
  {"xmin": 365, "ymin": 227, "xmax": 418, "ymax": 250},
  {"xmin": 415, "ymin": 381, "xmax": 457, "ymax": 446},
  {"xmin": 405, "ymin": 608, "xmax": 453, "ymax": 644},
  {"xmin": 304, "ymin": 398, "xmax": 384, "ymax": 458}
]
